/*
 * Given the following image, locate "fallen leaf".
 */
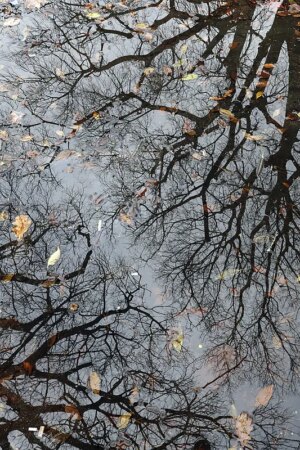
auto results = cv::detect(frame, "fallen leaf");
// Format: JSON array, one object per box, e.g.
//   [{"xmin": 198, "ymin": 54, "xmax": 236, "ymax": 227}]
[
  {"xmin": 272, "ymin": 335, "xmax": 282, "ymax": 349},
  {"xmin": 47, "ymin": 247, "xmax": 61, "ymax": 267},
  {"xmin": 144, "ymin": 67, "xmax": 155, "ymax": 76},
  {"xmin": 0, "ymin": 274, "xmax": 14, "ymax": 283},
  {"xmin": 255, "ymin": 385, "xmax": 274, "ymax": 407},
  {"xmin": 118, "ymin": 412, "xmax": 132, "ymax": 429},
  {"xmin": 235, "ymin": 412, "xmax": 253, "ymax": 447},
  {"xmin": 41, "ymin": 278, "xmax": 57, "ymax": 288},
  {"xmin": 256, "ymin": 91, "xmax": 264, "ymax": 99},
  {"xmin": 172, "ymin": 333, "xmax": 184, "ymax": 352},
  {"xmin": 87, "ymin": 371, "xmax": 101, "ymax": 394},
  {"xmin": 244, "ymin": 133, "xmax": 265, "ymax": 141},
  {"xmin": 64, "ymin": 404, "xmax": 82, "ymax": 420},
  {"xmin": 20, "ymin": 135, "xmax": 33, "ymax": 142},
  {"xmin": 230, "ymin": 403, "xmax": 238, "ymax": 417},
  {"xmin": 23, "ymin": 361, "xmax": 34, "ymax": 375},
  {"xmin": 219, "ymin": 108, "xmax": 238, "ymax": 122},
  {"xmin": 69, "ymin": 303, "xmax": 79, "ymax": 312},
  {"xmin": 10, "ymin": 111, "xmax": 24, "ymax": 124},
  {"xmin": 0, "ymin": 211, "xmax": 8, "ymax": 221},
  {"xmin": 86, "ymin": 11, "xmax": 102, "ymax": 19},
  {"xmin": 119, "ymin": 212, "xmax": 133, "ymax": 225},
  {"xmin": 12, "ymin": 215, "xmax": 32, "ymax": 240},
  {"xmin": 263, "ymin": 63, "xmax": 275, "ymax": 69},
  {"xmin": 55, "ymin": 68, "xmax": 65, "ymax": 80},
  {"xmin": 24, "ymin": 0, "xmax": 45, "ymax": 8},
  {"xmin": 181, "ymin": 73, "xmax": 198, "ymax": 81},
  {"xmin": 0, "ymin": 130, "xmax": 9, "ymax": 140},
  {"xmin": 3, "ymin": 17, "xmax": 21, "ymax": 27},
  {"xmin": 215, "ymin": 269, "xmax": 241, "ymax": 280},
  {"xmin": 229, "ymin": 41, "xmax": 239, "ymax": 49}
]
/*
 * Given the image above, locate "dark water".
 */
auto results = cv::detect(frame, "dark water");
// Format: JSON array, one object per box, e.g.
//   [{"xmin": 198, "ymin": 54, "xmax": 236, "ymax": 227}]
[{"xmin": 0, "ymin": 0, "xmax": 300, "ymax": 448}]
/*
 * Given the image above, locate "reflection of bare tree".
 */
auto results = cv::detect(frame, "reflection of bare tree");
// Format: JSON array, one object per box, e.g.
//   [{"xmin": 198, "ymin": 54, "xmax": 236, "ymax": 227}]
[{"xmin": 0, "ymin": 0, "xmax": 300, "ymax": 448}]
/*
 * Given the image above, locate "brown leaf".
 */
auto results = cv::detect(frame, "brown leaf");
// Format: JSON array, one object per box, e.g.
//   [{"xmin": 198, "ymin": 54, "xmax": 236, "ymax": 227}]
[
  {"xmin": 64, "ymin": 404, "xmax": 82, "ymax": 420},
  {"xmin": 229, "ymin": 41, "xmax": 239, "ymax": 49},
  {"xmin": 23, "ymin": 361, "xmax": 34, "ymax": 375},
  {"xmin": 48, "ymin": 334, "xmax": 58, "ymax": 348},
  {"xmin": 12, "ymin": 215, "xmax": 32, "ymax": 240}
]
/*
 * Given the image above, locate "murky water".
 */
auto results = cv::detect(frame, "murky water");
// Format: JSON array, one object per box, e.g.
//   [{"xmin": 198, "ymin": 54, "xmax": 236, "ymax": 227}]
[{"xmin": 0, "ymin": 0, "xmax": 300, "ymax": 449}]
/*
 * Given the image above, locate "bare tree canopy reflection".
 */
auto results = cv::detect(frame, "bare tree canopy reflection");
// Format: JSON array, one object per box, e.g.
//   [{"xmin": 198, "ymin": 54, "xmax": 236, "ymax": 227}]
[{"xmin": 0, "ymin": 0, "xmax": 300, "ymax": 448}]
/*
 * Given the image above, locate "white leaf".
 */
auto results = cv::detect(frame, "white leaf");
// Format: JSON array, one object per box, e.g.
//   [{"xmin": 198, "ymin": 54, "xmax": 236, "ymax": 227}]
[
  {"xmin": 24, "ymin": 0, "xmax": 45, "ymax": 9},
  {"xmin": 47, "ymin": 247, "xmax": 61, "ymax": 267},
  {"xmin": 87, "ymin": 371, "xmax": 101, "ymax": 394},
  {"xmin": 10, "ymin": 111, "xmax": 24, "ymax": 124},
  {"xmin": 3, "ymin": 17, "xmax": 21, "ymax": 27},
  {"xmin": 230, "ymin": 403, "xmax": 238, "ymax": 417}
]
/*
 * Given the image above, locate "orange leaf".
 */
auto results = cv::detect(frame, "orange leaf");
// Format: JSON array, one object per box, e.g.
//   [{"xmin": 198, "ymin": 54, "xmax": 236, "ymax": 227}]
[{"xmin": 23, "ymin": 361, "xmax": 34, "ymax": 375}]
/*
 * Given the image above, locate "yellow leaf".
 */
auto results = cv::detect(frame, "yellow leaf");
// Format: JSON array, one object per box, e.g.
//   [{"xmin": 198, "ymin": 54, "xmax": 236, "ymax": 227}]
[
  {"xmin": 256, "ymin": 91, "xmax": 264, "ymax": 99},
  {"xmin": 244, "ymin": 133, "xmax": 265, "ymax": 141},
  {"xmin": 272, "ymin": 335, "xmax": 282, "ymax": 349},
  {"xmin": 119, "ymin": 212, "xmax": 133, "ymax": 225},
  {"xmin": 0, "ymin": 211, "xmax": 8, "ymax": 221},
  {"xmin": 86, "ymin": 11, "xmax": 102, "ymax": 19},
  {"xmin": 255, "ymin": 385, "xmax": 274, "ymax": 407},
  {"xmin": 143, "ymin": 67, "xmax": 155, "ymax": 76},
  {"xmin": 92, "ymin": 111, "xmax": 101, "ymax": 120},
  {"xmin": 0, "ymin": 130, "xmax": 9, "ymax": 140},
  {"xmin": 20, "ymin": 135, "xmax": 33, "ymax": 142},
  {"xmin": 135, "ymin": 22, "xmax": 148, "ymax": 29},
  {"xmin": 87, "ymin": 371, "xmax": 101, "ymax": 395},
  {"xmin": 219, "ymin": 108, "xmax": 236, "ymax": 120},
  {"xmin": 12, "ymin": 215, "xmax": 32, "ymax": 240},
  {"xmin": 0, "ymin": 274, "xmax": 14, "ymax": 282},
  {"xmin": 47, "ymin": 247, "xmax": 61, "ymax": 267},
  {"xmin": 181, "ymin": 73, "xmax": 198, "ymax": 81},
  {"xmin": 180, "ymin": 44, "xmax": 188, "ymax": 54},
  {"xmin": 118, "ymin": 412, "xmax": 132, "ymax": 429},
  {"xmin": 215, "ymin": 269, "xmax": 241, "ymax": 280},
  {"xmin": 172, "ymin": 333, "xmax": 184, "ymax": 352},
  {"xmin": 263, "ymin": 63, "xmax": 275, "ymax": 69}
]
